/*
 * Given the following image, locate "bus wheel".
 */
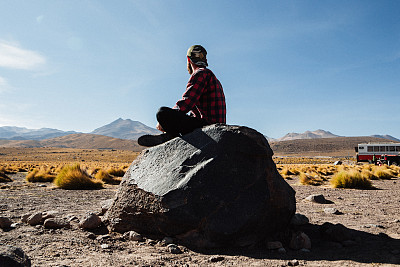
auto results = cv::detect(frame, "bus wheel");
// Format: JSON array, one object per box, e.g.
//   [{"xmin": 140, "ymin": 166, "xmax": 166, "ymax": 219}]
[{"xmin": 391, "ymin": 162, "xmax": 398, "ymax": 166}]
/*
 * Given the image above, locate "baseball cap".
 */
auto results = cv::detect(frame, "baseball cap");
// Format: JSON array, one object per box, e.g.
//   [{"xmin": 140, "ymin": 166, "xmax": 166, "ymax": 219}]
[{"xmin": 187, "ymin": 45, "xmax": 208, "ymax": 66}]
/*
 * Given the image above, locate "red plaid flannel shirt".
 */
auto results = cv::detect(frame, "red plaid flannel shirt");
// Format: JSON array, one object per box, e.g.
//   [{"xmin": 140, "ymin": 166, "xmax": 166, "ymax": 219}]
[{"xmin": 174, "ymin": 68, "xmax": 226, "ymax": 124}]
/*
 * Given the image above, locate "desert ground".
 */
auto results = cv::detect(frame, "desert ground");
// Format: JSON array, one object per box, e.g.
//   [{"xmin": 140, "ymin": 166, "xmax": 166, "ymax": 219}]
[{"xmin": 1, "ymin": 147, "xmax": 400, "ymax": 266}]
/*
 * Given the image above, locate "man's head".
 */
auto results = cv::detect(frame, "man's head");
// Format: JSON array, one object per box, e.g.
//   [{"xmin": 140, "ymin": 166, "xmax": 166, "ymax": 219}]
[{"xmin": 187, "ymin": 45, "xmax": 208, "ymax": 74}]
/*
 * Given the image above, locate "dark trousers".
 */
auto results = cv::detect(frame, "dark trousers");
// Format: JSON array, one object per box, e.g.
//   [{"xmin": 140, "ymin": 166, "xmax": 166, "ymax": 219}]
[{"xmin": 157, "ymin": 107, "xmax": 209, "ymax": 136}]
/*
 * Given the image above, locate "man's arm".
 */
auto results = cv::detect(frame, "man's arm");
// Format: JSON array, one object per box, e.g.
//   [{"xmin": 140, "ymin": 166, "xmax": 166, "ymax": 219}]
[{"xmin": 174, "ymin": 70, "xmax": 206, "ymax": 113}]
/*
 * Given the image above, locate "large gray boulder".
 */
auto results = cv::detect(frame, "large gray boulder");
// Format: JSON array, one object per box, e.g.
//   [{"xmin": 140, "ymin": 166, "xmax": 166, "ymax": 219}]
[{"xmin": 105, "ymin": 124, "xmax": 296, "ymax": 247}]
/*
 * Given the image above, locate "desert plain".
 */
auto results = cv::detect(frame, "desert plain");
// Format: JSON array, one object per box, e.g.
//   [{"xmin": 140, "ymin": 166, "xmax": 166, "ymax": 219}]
[{"xmin": 1, "ymin": 140, "xmax": 400, "ymax": 266}]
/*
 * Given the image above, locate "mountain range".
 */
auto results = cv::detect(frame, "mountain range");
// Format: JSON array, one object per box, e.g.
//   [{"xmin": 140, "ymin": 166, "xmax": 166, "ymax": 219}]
[{"xmin": 0, "ymin": 119, "xmax": 399, "ymax": 145}]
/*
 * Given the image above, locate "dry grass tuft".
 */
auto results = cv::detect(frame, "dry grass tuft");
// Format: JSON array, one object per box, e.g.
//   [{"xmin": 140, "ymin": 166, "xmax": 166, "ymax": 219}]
[
  {"xmin": 0, "ymin": 171, "xmax": 12, "ymax": 182},
  {"xmin": 361, "ymin": 169, "xmax": 377, "ymax": 180},
  {"xmin": 107, "ymin": 167, "xmax": 125, "ymax": 177},
  {"xmin": 299, "ymin": 172, "xmax": 324, "ymax": 186},
  {"xmin": 330, "ymin": 170, "xmax": 373, "ymax": 189},
  {"xmin": 373, "ymin": 166, "xmax": 395, "ymax": 180},
  {"xmin": 95, "ymin": 169, "xmax": 121, "ymax": 185},
  {"xmin": 26, "ymin": 168, "xmax": 56, "ymax": 183},
  {"xmin": 54, "ymin": 163, "xmax": 103, "ymax": 190}
]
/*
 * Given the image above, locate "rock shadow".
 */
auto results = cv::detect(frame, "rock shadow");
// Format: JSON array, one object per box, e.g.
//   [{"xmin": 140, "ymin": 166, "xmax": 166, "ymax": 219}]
[{"xmin": 182, "ymin": 223, "xmax": 400, "ymax": 265}]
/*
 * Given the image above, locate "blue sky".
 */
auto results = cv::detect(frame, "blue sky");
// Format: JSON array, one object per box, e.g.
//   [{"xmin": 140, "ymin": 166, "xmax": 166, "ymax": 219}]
[{"xmin": 0, "ymin": 1, "xmax": 399, "ymax": 139}]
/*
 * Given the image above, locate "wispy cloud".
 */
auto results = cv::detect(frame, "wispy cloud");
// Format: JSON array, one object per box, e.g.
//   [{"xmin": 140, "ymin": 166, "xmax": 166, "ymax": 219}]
[{"xmin": 0, "ymin": 41, "xmax": 46, "ymax": 70}]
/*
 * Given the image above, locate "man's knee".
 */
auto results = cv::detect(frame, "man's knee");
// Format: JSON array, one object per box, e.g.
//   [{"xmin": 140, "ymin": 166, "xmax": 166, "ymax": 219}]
[{"xmin": 156, "ymin": 106, "xmax": 172, "ymax": 122}]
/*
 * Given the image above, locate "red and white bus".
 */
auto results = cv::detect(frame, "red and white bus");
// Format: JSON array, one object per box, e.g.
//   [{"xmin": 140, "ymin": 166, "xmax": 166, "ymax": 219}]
[{"xmin": 355, "ymin": 143, "xmax": 400, "ymax": 165}]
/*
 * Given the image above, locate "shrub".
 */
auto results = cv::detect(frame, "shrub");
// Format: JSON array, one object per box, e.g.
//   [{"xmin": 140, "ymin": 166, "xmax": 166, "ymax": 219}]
[
  {"xmin": 299, "ymin": 172, "xmax": 323, "ymax": 186},
  {"xmin": 26, "ymin": 168, "xmax": 56, "ymax": 182},
  {"xmin": 95, "ymin": 169, "xmax": 121, "ymax": 185},
  {"xmin": 107, "ymin": 167, "xmax": 125, "ymax": 177},
  {"xmin": 373, "ymin": 166, "xmax": 395, "ymax": 180},
  {"xmin": 0, "ymin": 171, "xmax": 12, "ymax": 182},
  {"xmin": 361, "ymin": 169, "xmax": 377, "ymax": 180},
  {"xmin": 54, "ymin": 164, "xmax": 103, "ymax": 190},
  {"xmin": 330, "ymin": 170, "xmax": 373, "ymax": 189}
]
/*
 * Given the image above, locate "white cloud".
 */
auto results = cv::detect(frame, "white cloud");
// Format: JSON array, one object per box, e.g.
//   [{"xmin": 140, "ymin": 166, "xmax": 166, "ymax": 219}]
[{"xmin": 0, "ymin": 41, "xmax": 46, "ymax": 70}]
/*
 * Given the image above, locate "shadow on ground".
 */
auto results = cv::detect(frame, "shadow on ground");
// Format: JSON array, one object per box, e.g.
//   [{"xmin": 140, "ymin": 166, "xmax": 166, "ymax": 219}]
[{"xmin": 185, "ymin": 223, "xmax": 400, "ymax": 265}]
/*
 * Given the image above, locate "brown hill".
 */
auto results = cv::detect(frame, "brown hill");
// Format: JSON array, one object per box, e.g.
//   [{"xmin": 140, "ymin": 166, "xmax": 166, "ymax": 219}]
[
  {"xmin": 0, "ymin": 133, "xmax": 142, "ymax": 151},
  {"xmin": 270, "ymin": 136, "xmax": 399, "ymax": 157}
]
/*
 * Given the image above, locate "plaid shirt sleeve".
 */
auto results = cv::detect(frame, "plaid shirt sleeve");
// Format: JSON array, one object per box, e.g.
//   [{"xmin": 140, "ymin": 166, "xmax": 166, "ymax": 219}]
[
  {"xmin": 174, "ymin": 70, "xmax": 206, "ymax": 114},
  {"xmin": 174, "ymin": 68, "xmax": 226, "ymax": 124}
]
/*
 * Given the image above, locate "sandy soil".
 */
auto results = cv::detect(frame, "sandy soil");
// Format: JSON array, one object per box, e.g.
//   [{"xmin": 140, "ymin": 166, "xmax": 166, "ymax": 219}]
[{"xmin": 1, "ymin": 172, "xmax": 400, "ymax": 266}]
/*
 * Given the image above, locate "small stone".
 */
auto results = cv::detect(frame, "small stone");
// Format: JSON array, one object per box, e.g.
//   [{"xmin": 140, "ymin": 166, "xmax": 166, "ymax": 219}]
[
  {"xmin": 38, "ymin": 184, "xmax": 47, "ymax": 187},
  {"xmin": 10, "ymin": 223, "xmax": 20, "ymax": 228},
  {"xmin": 147, "ymin": 239, "xmax": 157, "ymax": 245},
  {"xmin": 21, "ymin": 214, "xmax": 31, "ymax": 223},
  {"xmin": 100, "ymin": 199, "xmax": 114, "ymax": 215},
  {"xmin": 209, "ymin": 256, "xmax": 224, "ymax": 262},
  {"xmin": 167, "ymin": 244, "xmax": 182, "ymax": 254},
  {"xmin": 100, "ymin": 244, "xmax": 110, "ymax": 249},
  {"xmin": 321, "ymin": 222, "xmax": 352, "ymax": 242},
  {"xmin": 267, "ymin": 241, "xmax": 283, "ymax": 250},
  {"xmin": 96, "ymin": 234, "xmax": 111, "ymax": 241},
  {"xmin": 277, "ymin": 247, "xmax": 286, "ymax": 253},
  {"xmin": 124, "ymin": 231, "xmax": 143, "ymax": 241},
  {"xmin": 324, "ymin": 208, "xmax": 341, "ymax": 215},
  {"xmin": 288, "ymin": 259, "xmax": 299, "ymax": 266},
  {"xmin": 305, "ymin": 194, "xmax": 329, "ymax": 204},
  {"xmin": 290, "ymin": 232, "xmax": 311, "ymax": 250},
  {"xmin": 87, "ymin": 233, "xmax": 96, "ymax": 240},
  {"xmin": 161, "ymin": 236, "xmax": 174, "ymax": 245},
  {"xmin": 79, "ymin": 212, "xmax": 102, "ymax": 230},
  {"xmin": 290, "ymin": 213, "xmax": 309, "ymax": 226},
  {"xmin": 27, "ymin": 212, "xmax": 43, "ymax": 226},
  {"xmin": 44, "ymin": 218, "xmax": 70, "ymax": 229},
  {"xmin": 42, "ymin": 210, "xmax": 58, "ymax": 220},
  {"xmin": 66, "ymin": 215, "xmax": 79, "ymax": 222},
  {"xmin": 0, "ymin": 216, "xmax": 12, "ymax": 229},
  {"xmin": 300, "ymin": 248, "xmax": 310, "ymax": 253}
]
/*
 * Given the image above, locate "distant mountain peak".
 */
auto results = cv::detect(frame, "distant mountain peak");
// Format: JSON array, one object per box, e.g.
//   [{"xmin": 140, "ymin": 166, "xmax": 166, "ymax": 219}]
[
  {"xmin": 91, "ymin": 118, "xmax": 159, "ymax": 140},
  {"xmin": 276, "ymin": 129, "xmax": 339, "ymax": 142}
]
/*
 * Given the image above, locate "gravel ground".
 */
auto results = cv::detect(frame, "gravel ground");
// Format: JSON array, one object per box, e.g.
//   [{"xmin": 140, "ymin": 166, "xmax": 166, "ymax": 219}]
[{"xmin": 1, "ymin": 172, "xmax": 400, "ymax": 266}]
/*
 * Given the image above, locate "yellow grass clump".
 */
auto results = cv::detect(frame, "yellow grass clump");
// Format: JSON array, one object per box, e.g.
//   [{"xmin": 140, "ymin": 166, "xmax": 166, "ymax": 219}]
[
  {"xmin": 0, "ymin": 171, "xmax": 12, "ymax": 182},
  {"xmin": 299, "ymin": 172, "xmax": 324, "ymax": 186},
  {"xmin": 107, "ymin": 167, "xmax": 125, "ymax": 177},
  {"xmin": 373, "ymin": 166, "xmax": 395, "ymax": 180},
  {"xmin": 26, "ymin": 168, "xmax": 56, "ymax": 182},
  {"xmin": 330, "ymin": 170, "xmax": 373, "ymax": 189},
  {"xmin": 54, "ymin": 163, "xmax": 103, "ymax": 190},
  {"xmin": 95, "ymin": 169, "xmax": 121, "ymax": 185}
]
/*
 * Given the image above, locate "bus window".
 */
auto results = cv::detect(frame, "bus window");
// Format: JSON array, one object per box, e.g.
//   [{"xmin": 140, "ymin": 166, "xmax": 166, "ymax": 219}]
[
  {"xmin": 380, "ymin": 146, "xmax": 386, "ymax": 152},
  {"xmin": 368, "ymin": 146, "xmax": 373, "ymax": 152},
  {"xmin": 373, "ymin": 146, "xmax": 379, "ymax": 152},
  {"xmin": 359, "ymin": 146, "xmax": 364, "ymax": 150},
  {"xmin": 389, "ymin": 146, "xmax": 395, "ymax": 152},
  {"xmin": 397, "ymin": 146, "xmax": 400, "ymax": 152}
]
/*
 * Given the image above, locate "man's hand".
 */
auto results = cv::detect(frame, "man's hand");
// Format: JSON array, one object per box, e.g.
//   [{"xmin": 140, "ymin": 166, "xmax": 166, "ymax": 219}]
[{"xmin": 156, "ymin": 123, "xmax": 165, "ymax": 132}]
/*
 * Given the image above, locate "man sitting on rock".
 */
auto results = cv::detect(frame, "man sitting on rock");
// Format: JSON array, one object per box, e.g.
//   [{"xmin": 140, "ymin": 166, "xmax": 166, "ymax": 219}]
[{"xmin": 138, "ymin": 45, "xmax": 226, "ymax": 147}]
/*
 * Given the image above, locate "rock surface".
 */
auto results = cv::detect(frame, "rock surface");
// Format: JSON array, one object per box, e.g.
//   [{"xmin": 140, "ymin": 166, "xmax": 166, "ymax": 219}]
[
  {"xmin": 0, "ymin": 216, "xmax": 12, "ymax": 229},
  {"xmin": 79, "ymin": 212, "xmax": 102, "ymax": 230},
  {"xmin": 0, "ymin": 245, "xmax": 31, "ymax": 267},
  {"xmin": 105, "ymin": 124, "xmax": 296, "ymax": 247}
]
